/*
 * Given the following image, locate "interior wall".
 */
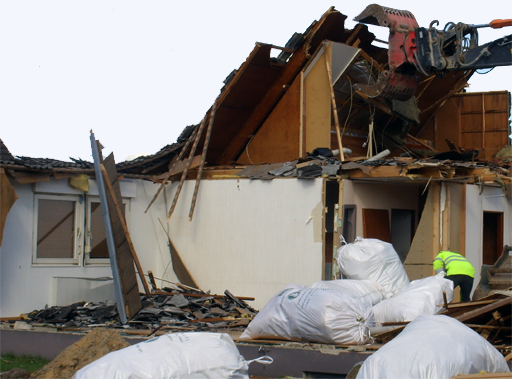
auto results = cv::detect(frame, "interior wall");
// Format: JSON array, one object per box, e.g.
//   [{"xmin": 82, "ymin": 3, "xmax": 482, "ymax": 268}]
[
  {"xmin": 236, "ymin": 74, "xmax": 301, "ymax": 165},
  {"xmin": 303, "ymin": 44, "xmax": 331, "ymax": 154},
  {"xmin": 342, "ymin": 180, "xmax": 420, "ymax": 240},
  {"xmin": 165, "ymin": 178, "xmax": 325, "ymax": 310},
  {"xmin": 465, "ymin": 183, "xmax": 512, "ymax": 294}
]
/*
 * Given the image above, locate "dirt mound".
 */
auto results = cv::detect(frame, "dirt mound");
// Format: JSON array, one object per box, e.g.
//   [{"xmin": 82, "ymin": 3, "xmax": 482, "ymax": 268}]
[{"xmin": 31, "ymin": 329, "xmax": 130, "ymax": 379}]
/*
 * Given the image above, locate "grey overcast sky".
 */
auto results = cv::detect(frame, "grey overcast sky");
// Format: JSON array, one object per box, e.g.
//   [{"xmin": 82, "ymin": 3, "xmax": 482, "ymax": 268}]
[{"xmin": 1, "ymin": 1, "xmax": 511, "ymax": 162}]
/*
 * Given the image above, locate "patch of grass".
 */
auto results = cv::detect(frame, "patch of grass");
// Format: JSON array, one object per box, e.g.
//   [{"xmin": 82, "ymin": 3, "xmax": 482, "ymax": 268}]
[{"xmin": 0, "ymin": 353, "xmax": 50, "ymax": 373}]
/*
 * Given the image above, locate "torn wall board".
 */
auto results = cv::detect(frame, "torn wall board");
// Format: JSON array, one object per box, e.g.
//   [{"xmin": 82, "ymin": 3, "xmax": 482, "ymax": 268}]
[{"xmin": 90, "ymin": 133, "xmax": 141, "ymax": 323}]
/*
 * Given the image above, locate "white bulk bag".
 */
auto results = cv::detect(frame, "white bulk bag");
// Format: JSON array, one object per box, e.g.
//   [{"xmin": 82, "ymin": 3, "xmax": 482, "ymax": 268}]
[
  {"xmin": 372, "ymin": 275, "xmax": 454, "ymax": 325},
  {"xmin": 336, "ymin": 237, "xmax": 409, "ymax": 298},
  {"xmin": 356, "ymin": 315, "xmax": 510, "ymax": 379},
  {"xmin": 73, "ymin": 332, "xmax": 271, "ymax": 379},
  {"xmin": 310, "ymin": 279, "xmax": 384, "ymax": 307},
  {"xmin": 240, "ymin": 284, "xmax": 374, "ymax": 345}
]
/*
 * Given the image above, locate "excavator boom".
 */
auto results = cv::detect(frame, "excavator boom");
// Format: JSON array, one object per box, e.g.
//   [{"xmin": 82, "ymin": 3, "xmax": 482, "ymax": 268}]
[{"xmin": 353, "ymin": 4, "xmax": 512, "ymax": 101}]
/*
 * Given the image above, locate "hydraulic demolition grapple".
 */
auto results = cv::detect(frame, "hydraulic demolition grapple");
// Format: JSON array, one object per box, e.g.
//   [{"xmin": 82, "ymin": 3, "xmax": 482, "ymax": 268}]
[{"xmin": 353, "ymin": 4, "xmax": 512, "ymax": 101}]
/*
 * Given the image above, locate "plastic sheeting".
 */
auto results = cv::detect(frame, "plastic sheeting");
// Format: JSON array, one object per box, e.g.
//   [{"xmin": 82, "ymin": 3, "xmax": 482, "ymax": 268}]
[
  {"xmin": 310, "ymin": 279, "xmax": 383, "ymax": 307},
  {"xmin": 356, "ymin": 315, "xmax": 510, "ymax": 379},
  {"xmin": 336, "ymin": 237, "xmax": 410, "ymax": 298},
  {"xmin": 372, "ymin": 275, "xmax": 454, "ymax": 325},
  {"xmin": 240, "ymin": 284, "xmax": 375, "ymax": 345},
  {"xmin": 73, "ymin": 332, "xmax": 271, "ymax": 379}
]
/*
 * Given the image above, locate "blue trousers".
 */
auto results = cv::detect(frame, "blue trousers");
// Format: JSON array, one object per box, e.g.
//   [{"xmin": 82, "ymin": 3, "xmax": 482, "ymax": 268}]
[{"xmin": 446, "ymin": 274, "xmax": 474, "ymax": 302}]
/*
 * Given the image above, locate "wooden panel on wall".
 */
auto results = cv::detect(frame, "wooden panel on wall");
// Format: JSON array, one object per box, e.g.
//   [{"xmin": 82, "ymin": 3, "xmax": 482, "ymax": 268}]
[
  {"xmin": 459, "ymin": 91, "xmax": 511, "ymax": 160},
  {"xmin": 405, "ymin": 183, "xmax": 440, "ymax": 266},
  {"xmin": 237, "ymin": 74, "xmax": 301, "ymax": 165},
  {"xmin": 304, "ymin": 44, "xmax": 332, "ymax": 154},
  {"xmin": 403, "ymin": 264, "xmax": 433, "ymax": 280},
  {"xmin": 362, "ymin": 208, "xmax": 391, "ymax": 242},
  {"xmin": 435, "ymin": 97, "xmax": 461, "ymax": 151},
  {"xmin": 435, "ymin": 91, "xmax": 510, "ymax": 159}
]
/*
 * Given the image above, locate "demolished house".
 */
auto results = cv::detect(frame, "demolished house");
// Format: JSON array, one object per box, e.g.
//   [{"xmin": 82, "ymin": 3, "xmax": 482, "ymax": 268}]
[{"xmin": 1, "ymin": 4, "xmax": 511, "ymax": 320}]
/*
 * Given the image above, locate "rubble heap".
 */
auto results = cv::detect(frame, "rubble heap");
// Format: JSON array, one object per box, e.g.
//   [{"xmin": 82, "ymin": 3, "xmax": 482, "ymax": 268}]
[{"xmin": 21, "ymin": 289, "xmax": 256, "ymax": 334}]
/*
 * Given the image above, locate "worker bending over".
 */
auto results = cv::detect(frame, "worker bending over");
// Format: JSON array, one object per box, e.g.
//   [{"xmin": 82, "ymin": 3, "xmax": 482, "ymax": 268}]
[{"xmin": 433, "ymin": 251, "xmax": 475, "ymax": 302}]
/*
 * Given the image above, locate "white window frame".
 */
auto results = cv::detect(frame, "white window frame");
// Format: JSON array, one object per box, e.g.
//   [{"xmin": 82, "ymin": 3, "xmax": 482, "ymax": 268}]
[
  {"xmin": 84, "ymin": 196, "xmax": 130, "ymax": 266},
  {"xmin": 32, "ymin": 194, "xmax": 83, "ymax": 266}
]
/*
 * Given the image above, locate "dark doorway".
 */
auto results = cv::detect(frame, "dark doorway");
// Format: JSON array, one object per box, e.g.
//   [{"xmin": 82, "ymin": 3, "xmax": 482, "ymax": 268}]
[
  {"xmin": 482, "ymin": 211, "xmax": 503, "ymax": 265},
  {"xmin": 391, "ymin": 209, "xmax": 415, "ymax": 263}
]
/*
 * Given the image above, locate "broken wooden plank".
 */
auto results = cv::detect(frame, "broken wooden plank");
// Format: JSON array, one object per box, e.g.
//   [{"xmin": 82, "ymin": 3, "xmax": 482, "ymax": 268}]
[
  {"xmin": 168, "ymin": 116, "xmax": 208, "ymax": 220},
  {"xmin": 100, "ymin": 163, "xmax": 151, "ymax": 298},
  {"xmin": 147, "ymin": 271, "xmax": 158, "ymax": 291},
  {"xmin": 189, "ymin": 101, "xmax": 218, "ymax": 221},
  {"xmin": 455, "ymin": 297, "xmax": 512, "ymax": 324},
  {"xmin": 145, "ymin": 127, "xmax": 198, "ymax": 213},
  {"xmin": 407, "ymin": 133, "xmax": 435, "ymax": 151},
  {"xmin": 440, "ymin": 300, "xmax": 499, "ymax": 309},
  {"xmin": 151, "ymin": 290, "xmax": 254, "ymax": 301},
  {"xmin": 158, "ymin": 219, "xmax": 199, "ymax": 289},
  {"xmin": 355, "ymin": 90, "xmax": 392, "ymax": 114}
]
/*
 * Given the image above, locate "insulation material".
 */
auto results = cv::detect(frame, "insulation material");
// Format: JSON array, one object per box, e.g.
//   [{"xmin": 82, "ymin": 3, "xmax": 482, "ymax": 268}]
[
  {"xmin": 337, "ymin": 237, "xmax": 410, "ymax": 298},
  {"xmin": 68, "ymin": 174, "xmax": 89, "ymax": 192},
  {"xmin": 310, "ymin": 279, "xmax": 384, "ymax": 306},
  {"xmin": 372, "ymin": 275, "xmax": 454, "ymax": 325},
  {"xmin": 240, "ymin": 285, "xmax": 375, "ymax": 345},
  {"xmin": 74, "ymin": 332, "xmax": 268, "ymax": 379},
  {"xmin": 356, "ymin": 315, "xmax": 510, "ymax": 379}
]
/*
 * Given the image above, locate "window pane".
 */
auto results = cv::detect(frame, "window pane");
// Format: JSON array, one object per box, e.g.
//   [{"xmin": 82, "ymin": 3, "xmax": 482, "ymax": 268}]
[
  {"xmin": 37, "ymin": 199, "xmax": 75, "ymax": 259},
  {"xmin": 90, "ymin": 202, "xmax": 108, "ymax": 258}
]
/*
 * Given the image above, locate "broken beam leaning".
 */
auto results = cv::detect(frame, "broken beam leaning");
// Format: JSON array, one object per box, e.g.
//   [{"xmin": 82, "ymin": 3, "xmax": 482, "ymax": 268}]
[
  {"xmin": 100, "ymin": 164, "xmax": 151, "ymax": 297},
  {"xmin": 145, "ymin": 127, "xmax": 198, "ymax": 213},
  {"xmin": 189, "ymin": 100, "xmax": 218, "ymax": 221},
  {"xmin": 168, "ymin": 116, "xmax": 208, "ymax": 220}
]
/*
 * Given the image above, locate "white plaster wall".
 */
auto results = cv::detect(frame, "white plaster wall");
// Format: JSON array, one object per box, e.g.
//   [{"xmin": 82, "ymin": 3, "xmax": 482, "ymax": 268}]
[
  {"xmin": 465, "ymin": 184, "xmax": 512, "ymax": 293},
  {"xmin": 164, "ymin": 178, "xmax": 325, "ymax": 310},
  {"xmin": 0, "ymin": 178, "xmax": 175, "ymax": 317}
]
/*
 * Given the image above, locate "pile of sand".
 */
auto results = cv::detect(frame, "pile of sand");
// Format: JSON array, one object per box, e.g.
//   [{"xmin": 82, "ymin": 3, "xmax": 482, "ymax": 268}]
[{"xmin": 31, "ymin": 329, "xmax": 130, "ymax": 379}]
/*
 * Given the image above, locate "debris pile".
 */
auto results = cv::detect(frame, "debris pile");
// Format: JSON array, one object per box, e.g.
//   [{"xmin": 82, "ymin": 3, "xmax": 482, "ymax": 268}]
[
  {"xmin": 14, "ymin": 289, "xmax": 256, "ymax": 334},
  {"xmin": 31, "ymin": 329, "xmax": 129, "ymax": 379},
  {"xmin": 372, "ymin": 290, "xmax": 512, "ymax": 359},
  {"xmin": 236, "ymin": 153, "xmax": 511, "ymax": 182}
]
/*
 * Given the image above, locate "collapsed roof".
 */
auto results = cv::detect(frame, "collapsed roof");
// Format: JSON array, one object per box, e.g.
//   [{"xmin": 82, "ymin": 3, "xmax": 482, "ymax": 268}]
[{"xmin": 1, "ymin": 6, "xmax": 510, "ymax": 183}]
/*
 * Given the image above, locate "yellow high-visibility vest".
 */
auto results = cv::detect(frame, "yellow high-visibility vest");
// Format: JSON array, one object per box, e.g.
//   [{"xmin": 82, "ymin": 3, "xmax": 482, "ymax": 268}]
[{"xmin": 433, "ymin": 251, "xmax": 475, "ymax": 278}]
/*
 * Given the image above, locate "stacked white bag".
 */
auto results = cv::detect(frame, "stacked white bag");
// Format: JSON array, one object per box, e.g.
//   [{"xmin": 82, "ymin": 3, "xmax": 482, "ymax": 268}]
[
  {"xmin": 73, "ymin": 332, "xmax": 272, "ymax": 379},
  {"xmin": 336, "ymin": 237, "xmax": 410, "ymax": 298},
  {"xmin": 356, "ymin": 315, "xmax": 510, "ymax": 379},
  {"xmin": 240, "ymin": 284, "xmax": 375, "ymax": 344},
  {"xmin": 311, "ymin": 279, "xmax": 384, "ymax": 307},
  {"xmin": 372, "ymin": 274, "xmax": 454, "ymax": 325}
]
